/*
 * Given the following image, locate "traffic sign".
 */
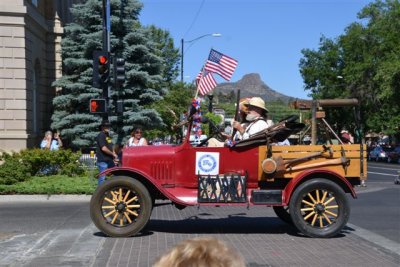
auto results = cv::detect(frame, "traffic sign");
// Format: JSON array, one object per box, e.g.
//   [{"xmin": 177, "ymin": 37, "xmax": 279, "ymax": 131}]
[{"xmin": 90, "ymin": 99, "xmax": 107, "ymax": 113}]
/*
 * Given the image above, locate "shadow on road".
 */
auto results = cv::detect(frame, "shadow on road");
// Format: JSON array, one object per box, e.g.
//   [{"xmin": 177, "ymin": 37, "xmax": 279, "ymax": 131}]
[{"xmin": 146, "ymin": 216, "xmax": 300, "ymax": 235}]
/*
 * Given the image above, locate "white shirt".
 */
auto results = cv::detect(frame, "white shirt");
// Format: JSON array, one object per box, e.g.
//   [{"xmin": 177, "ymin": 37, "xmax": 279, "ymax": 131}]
[
  {"xmin": 277, "ymin": 139, "xmax": 290, "ymax": 146},
  {"xmin": 239, "ymin": 118, "xmax": 273, "ymax": 140},
  {"xmin": 40, "ymin": 139, "xmax": 60, "ymax": 150},
  {"xmin": 127, "ymin": 137, "xmax": 145, "ymax": 147}
]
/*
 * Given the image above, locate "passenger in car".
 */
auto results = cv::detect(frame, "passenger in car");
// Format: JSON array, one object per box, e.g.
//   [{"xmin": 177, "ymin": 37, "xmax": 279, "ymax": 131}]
[
  {"xmin": 232, "ymin": 97, "xmax": 273, "ymax": 140},
  {"xmin": 207, "ymin": 98, "xmax": 250, "ymax": 147}
]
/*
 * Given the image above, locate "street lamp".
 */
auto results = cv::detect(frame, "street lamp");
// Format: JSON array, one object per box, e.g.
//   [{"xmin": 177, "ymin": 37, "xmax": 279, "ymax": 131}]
[{"xmin": 180, "ymin": 33, "xmax": 222, "ymax": 83}]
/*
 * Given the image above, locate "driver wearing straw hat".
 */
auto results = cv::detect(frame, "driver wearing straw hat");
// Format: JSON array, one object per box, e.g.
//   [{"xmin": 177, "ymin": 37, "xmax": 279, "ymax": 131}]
[{"xmin": 232, "ymin": 97, "xmax": 273, "ymax": 140}]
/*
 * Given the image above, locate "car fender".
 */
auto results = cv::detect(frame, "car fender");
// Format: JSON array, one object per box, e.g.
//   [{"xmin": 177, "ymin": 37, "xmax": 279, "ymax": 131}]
[
  {"xmin": 97, "ymin": 166, "xmax": 190, "ymax": 206},
  {"xmin": 282, "ymin": 169, "xmax": 357, "ymax": 205}
]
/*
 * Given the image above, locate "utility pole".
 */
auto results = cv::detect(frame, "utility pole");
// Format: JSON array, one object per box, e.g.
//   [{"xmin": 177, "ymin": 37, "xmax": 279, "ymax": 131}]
[
  {"xmin": 102, "ymin": 0, "xmax": 111, "ymax": 121},
  {"xmin": 180, "ymin": 38, "xmax": 184, "ymax": 83}
]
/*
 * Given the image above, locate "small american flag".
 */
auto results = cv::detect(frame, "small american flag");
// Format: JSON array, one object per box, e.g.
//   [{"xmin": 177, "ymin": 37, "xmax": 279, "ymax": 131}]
[
  {"xmin": 195, "ymin": 69, "xmax": 203, "ymax": 86},
  {"xmin": 197, "ymin": 71, "xmax": 217, "ymax": 96},
  {"xmin": 204, "ymin": 49, "xmax": 238, "ymax": 81}
]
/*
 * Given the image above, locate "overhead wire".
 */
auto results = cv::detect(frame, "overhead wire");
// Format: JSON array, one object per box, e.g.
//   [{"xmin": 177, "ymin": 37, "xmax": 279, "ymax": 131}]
[{"xmin": 183, "ymin": 0, "xmax": 205, "ymax": 40}]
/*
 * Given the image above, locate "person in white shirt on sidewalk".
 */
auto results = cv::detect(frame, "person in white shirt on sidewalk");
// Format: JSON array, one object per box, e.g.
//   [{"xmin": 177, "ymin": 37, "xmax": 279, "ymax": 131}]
[{"xmin": 126, "ymin": 127, "xmax": 148, "ymax": 147}]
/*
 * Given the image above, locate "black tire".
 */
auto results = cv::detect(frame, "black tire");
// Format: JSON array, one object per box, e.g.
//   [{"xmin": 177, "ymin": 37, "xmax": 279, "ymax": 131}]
[
  {"xmin": 90, "ymin": 176, "xmax": 152, "ymax": 237},
  {"xmin": 273, "ymin": 206, "xmax": 293, "ymax": 225},
  {"xmin": 289, "ymin": 178, "xmax": 350, "ymax": 238}
]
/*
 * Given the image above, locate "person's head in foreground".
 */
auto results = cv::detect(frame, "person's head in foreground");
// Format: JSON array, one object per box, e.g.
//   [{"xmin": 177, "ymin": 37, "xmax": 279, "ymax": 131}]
[{"xmin": 153, "ymin": 236, "xmax": 246, "ymax": 267}]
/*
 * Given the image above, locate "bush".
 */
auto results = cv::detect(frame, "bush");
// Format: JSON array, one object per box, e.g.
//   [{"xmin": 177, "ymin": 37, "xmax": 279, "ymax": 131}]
[
  {"xmin": 0, "ymin": 149, "xmax": 85, "ymax": 185},
  {"xmin": 0, "ymin": 155, "xmax": 31, "ymax": 185}
]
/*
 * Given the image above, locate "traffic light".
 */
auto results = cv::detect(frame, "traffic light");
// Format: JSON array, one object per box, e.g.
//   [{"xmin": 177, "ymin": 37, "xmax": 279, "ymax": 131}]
[
  {"xmin": 92, "ymin": 51, "xmax": 110, "ymax": 88},
  {"xmin": 114, "ymin": 58, "xmax": 125, "ymax": 87},
  {"xmin": 89, "ymin": 99, "xmax": 107, "ymax": 113}
]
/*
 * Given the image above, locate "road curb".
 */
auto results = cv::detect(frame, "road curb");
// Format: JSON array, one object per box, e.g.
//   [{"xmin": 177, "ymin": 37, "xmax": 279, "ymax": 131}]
[{"xmin": 0, "ymin": 194, "xmax": 92, "ymax": 202}]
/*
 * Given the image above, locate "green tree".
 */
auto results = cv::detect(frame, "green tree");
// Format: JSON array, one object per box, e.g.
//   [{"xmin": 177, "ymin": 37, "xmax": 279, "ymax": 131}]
[
  {"xmin": 300, "ymin": 0, "xmax": 400, "ymax": 135},
  {"xmin": 149, "ymin": 82, "xmax": 194, "ymax": 139},
  {"xmin": 51, "ymin": 0, "xmax": 174, "ymax": 148},
  {"xmin": 145, "ymin": 25, "xmax": 180, "ymax": 84}
]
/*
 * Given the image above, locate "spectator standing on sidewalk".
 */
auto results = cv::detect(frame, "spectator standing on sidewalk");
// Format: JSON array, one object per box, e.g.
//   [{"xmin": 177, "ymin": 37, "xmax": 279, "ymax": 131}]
[
  {"xmin": 96, "ymin": 120, "xmax": 118, "ymax": 185},
  {"xmin": 40, "ymin": 130, "xmax": 62, "ymax": 150},
  {"xmin": 126, "ymin": 127, "xmax": 148, "ymax": 147}
]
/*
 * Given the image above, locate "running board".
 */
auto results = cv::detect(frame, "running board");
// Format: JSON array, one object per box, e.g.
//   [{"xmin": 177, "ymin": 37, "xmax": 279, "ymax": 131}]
[{"xmin": 252, "ymin": 190, "xmax": 282, "ymax": 205}]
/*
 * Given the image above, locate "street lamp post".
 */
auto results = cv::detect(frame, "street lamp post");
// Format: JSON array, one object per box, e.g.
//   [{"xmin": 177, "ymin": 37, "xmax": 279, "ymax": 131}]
[{"xmin": 180, "ymin": 33, "xmax": 221, "ymax": 83}]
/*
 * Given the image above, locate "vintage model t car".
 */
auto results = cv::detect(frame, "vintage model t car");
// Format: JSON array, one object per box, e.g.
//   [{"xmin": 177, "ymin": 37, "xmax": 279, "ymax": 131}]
[{"xmin": 90, "ymin": 98, "xmax": 367, "ymax": 238}]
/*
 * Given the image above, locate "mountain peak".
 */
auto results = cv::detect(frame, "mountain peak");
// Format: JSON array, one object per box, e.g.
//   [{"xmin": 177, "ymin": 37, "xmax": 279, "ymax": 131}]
[{"xmin": 215, "ymin": 73, "xmax": 297, "ymax": 103}]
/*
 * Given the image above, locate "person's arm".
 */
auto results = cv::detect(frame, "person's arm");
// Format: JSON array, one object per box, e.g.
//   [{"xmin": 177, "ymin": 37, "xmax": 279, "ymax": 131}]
[
  {"xmin": 142, "ymin": 138, "xmax": 148, "ymax": 146},
  {"xmin": 232, "ymin": 120, "xmax": 245, "ymax": 135},
  {"xmin": 101, "ymin": 145, "xmax": 118, "ymax": 159},
  {"xmin": 40, "ymin": 139, "xmax": 49, "ymax": 149},
  {"xmin": 41, "ymin": 136, "xmax": 51, "ymax": 149},
  {"xmin": 55, "ymin": 133, "xmax": 63, "ymax": 148},
  {"xmin": 98, "ymin": 133, "xmax": 118, "ymax": 159}
]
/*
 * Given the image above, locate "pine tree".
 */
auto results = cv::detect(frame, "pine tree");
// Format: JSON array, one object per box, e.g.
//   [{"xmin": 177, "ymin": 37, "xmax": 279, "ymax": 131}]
[{"xmin": 52, "ymin": 0, "xmax": 169, "ymax": 149}]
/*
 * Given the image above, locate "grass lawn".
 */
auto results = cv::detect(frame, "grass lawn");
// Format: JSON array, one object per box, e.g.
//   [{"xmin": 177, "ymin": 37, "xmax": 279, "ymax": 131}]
[{"xmin": 0, "ymin": 175, "xmax": 97, "ymax": 195}]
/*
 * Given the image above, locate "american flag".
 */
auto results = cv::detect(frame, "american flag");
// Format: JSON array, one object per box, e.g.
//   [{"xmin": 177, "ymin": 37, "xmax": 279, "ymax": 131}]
[
  {"xmin": 196, "ymin": 71, "xmax": 217, "ymax": 96},
  {"xmin": 204, "ymin": 49, "xmax": 238, "ymax": 81},
  {"xmin": 195, "ymin": 69, "xmax": 203, "ymax": 86}
]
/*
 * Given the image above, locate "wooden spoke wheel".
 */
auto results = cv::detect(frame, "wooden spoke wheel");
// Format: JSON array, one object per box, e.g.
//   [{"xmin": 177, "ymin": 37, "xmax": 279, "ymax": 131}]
[
  {"xmin": 90, "ymin": 176, "xmax": 152, "ymax": 237},
  {"xmin": 289, "ymin": 178, "xmax": 350, "ymax": 238}
]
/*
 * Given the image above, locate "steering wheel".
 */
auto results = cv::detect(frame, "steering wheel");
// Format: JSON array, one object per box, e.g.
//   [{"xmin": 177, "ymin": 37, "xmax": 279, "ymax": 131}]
[{"xmin": 196, "ymin": 121, "xmax": 226, "ymax": 147}]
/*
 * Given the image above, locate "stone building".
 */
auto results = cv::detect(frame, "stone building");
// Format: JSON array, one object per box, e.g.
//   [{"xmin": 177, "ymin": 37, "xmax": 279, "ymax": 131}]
[{"xmin": 0, "ymin": 0, "xmax": 79, "ymax": 152}]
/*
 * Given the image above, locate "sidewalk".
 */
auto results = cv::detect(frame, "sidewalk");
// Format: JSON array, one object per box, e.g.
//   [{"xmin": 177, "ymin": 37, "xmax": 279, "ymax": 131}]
[{"xmin": 0, "ymin": 194, "xmax": 91, "ymax": 202}]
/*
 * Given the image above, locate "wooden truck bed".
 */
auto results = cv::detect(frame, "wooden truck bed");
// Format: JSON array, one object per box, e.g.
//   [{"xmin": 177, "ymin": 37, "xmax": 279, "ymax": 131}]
[{"xmin": 258, "ymin": 144, "xmax": 367, "ymax": 181}]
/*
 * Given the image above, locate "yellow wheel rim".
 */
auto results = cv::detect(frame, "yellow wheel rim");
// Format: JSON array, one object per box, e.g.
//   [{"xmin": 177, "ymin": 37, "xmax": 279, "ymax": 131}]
[
  {"xmin": 101, "ymin": 187, "xmax": 141, "ymax": 227},
  {"xmin": 300, "ymin": 189, "xmax": 339, "ymax": 228}
]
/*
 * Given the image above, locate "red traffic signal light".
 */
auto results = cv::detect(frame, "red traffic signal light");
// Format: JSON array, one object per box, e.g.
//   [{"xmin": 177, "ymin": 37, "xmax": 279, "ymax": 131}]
[
  {"xmin": 92, "ymin": 51, "xmax": 110, "ymax": 88},
  {"xmin": 89, "ymin": 99, "xmax": 107, "ymax": 113},
  {"xmin": 99, "ymin": 55, "xmax": 108, "ymax": 65}
]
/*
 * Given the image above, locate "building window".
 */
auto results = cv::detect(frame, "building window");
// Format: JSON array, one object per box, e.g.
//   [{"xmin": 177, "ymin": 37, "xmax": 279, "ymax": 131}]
[{"xmin": 32, "ymin": 0, "xmax": 38, "ymax": 7}]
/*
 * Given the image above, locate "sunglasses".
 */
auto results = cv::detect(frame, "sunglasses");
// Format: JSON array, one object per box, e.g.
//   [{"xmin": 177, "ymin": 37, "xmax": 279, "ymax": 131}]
[{"xmin": 135, "ymin": 131, "xmax": 142, "ymax": 134}]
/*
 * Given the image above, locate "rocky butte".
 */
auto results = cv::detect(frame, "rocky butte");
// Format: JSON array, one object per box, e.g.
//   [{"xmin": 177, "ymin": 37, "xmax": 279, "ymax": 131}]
[{"xmin": 214, "ymin": 73, "xmax": 299, "ymax": 103}]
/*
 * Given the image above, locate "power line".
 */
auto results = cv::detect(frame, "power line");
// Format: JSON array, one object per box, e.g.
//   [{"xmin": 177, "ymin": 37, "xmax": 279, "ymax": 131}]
[{"xmin": 183, "ymin": 0, "xmax": 205, "ymax": 38}]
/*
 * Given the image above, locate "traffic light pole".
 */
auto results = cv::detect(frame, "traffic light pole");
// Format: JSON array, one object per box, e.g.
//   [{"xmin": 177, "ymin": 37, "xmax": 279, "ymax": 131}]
[{"xmin": 102, "ymin": 0, "xmax": 111, "ymax": 121}]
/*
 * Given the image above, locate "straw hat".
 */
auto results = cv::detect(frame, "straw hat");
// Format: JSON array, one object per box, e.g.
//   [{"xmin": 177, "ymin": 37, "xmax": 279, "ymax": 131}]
[
  {"xmin": 246, "ymin": 97, "xmax": 268, "ymax": 112},
  {"xmin": 239, "ymin": 98, "xmax": 250, "ymax": 113}
]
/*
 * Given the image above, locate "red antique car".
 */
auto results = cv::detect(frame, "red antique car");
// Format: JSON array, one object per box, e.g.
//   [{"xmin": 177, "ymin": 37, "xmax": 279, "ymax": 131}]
[{"xmin": 90, "ymin": 99, "xmax": 367, "ymax": 238}]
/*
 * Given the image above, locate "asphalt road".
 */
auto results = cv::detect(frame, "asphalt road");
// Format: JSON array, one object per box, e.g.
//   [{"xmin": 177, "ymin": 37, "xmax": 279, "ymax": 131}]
[
  {"xmin": 350, "ymin": 161, "xmax": 400, "ymax": 243},
  {"xmin": 0, "ymin": 164, "xmax": 399, "ymax": 266}
]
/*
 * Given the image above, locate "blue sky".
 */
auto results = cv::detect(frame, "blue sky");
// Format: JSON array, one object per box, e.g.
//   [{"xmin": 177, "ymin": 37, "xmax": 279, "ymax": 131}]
[{"xmin": 140, "ymin": 0, "xmax": 372, "ymax": 99}]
